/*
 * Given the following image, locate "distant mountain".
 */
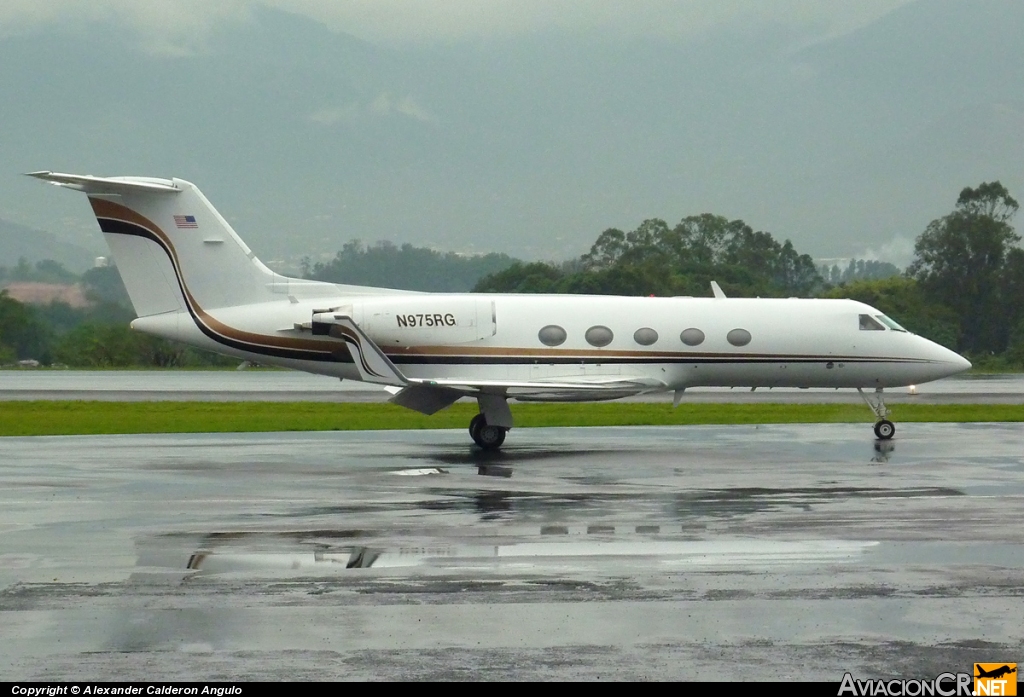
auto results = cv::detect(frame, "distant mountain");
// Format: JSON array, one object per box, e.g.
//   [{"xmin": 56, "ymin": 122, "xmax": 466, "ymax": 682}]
[
  {"xmin": 0, "ymin": 218, "xmax": 98, "ymax": 272},
  {"xmin": 1, "ymin": 0, "xmax": 1021, "ymax": 266}
]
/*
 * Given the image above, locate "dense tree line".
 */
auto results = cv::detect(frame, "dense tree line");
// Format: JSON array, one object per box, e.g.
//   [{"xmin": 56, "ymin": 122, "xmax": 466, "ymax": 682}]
[
  {"xmin": 474, "ymin": 214, "xmax": 823, "ymax": 298},
  {"xmin": 0, "ymin": 290, "xmax": 48, "ymax": 363},
  {"xmin": 819, "ymin": 259, "xmax": 902, "ymax": 285},
  {"xmin": 302, "ymin": 240, "xmax": 518, "ymax": 292},
  {"xmin": 0, "ymin": 257, "xmax": 80, "ymax": 285},
  {"xmin": 0, "ymin": 264, "xmax": 233, "ymax": 367}
]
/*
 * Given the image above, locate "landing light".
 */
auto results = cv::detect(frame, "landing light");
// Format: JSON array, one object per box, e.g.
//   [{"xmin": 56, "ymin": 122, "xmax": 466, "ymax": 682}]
[{"xmin": 908, "ymin": 385, "xmax": 917, "ymax": 395}]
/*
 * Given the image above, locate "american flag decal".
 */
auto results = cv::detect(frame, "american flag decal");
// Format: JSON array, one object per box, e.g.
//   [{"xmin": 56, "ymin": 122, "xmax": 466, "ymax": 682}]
[{"xmin": 173, "ymin": 215, "xmax": 198, "ymax": 229}]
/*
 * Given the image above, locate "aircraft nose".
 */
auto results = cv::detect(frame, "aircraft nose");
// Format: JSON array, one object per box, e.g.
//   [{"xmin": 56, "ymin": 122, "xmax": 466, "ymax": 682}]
[
  {"xmin": 914, "ymin": 336, "xmax": 971, "ymax": 379},
  {"xmin": 954, "ymin": 352, "xmax": 972, "ymax": 372},
  {"xmin": 935, "ymin": 343, "xmax": 971, "ymax": 376}
]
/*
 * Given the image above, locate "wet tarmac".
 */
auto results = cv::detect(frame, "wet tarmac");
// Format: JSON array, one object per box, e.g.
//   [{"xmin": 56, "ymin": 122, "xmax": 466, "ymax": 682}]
[
  {"xmin": 2, "ymin": 423, "xmax": 1023, "ymax": 680},
  {"xmin": 2, "ymin": 370, "xmax": 1023, "ymax": 403}
]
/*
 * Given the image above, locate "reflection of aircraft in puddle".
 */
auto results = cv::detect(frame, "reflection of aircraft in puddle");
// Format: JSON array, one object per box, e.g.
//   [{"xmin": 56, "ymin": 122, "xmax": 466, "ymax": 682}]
[
  {"xmin": 135, "ymin": 533, "xmax": 878, "ymax": 580},
  {"xmin": 427, "ymin": 446, "xmax": 620, "ymax": 467},
  {"xmin": 477, "ymin": 465, "xmax": 513, "ymax": 478},
  {"xmin": 872, "ymin": 440, "xmax": 895, "ymax": 463},
  {"xmin": 186, "ymin": 546, "xmax": 383, "ymax": 571}
]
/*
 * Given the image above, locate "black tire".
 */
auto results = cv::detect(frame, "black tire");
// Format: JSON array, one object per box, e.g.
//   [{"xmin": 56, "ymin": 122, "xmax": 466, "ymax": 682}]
[
  {"xmin": 477, "ymin": 424, "xmax": 507, "ymax": 450},
  {"xmin": 874, "ymin": 419, "xmax": 895, "ymax": 440},
  {"xmin": 469, "ymin": 413, "xmax": 486, "ymax": 445}
]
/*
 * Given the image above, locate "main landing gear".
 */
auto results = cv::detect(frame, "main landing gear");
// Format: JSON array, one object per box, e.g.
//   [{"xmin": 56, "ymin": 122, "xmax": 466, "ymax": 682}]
[
  {"xmin": 469, "ymin": 413, "xmax": 507, "ymax": 449},
  {"xmin": 469, "ymin": 394, "xmax": 514, "ymax": 450},
  {"xmin": 858, "ymin": 387, "xmax": 895, "ymax": 440}
]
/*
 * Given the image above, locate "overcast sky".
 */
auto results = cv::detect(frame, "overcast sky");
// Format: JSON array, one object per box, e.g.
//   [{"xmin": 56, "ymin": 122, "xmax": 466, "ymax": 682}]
[
  {"xmin": 0, "ymin": 1, "xmax": 914, "ymax": 45},
  {"xmin": 1, "ymin": 0, "xmax": 1020, "ymax": 271}
]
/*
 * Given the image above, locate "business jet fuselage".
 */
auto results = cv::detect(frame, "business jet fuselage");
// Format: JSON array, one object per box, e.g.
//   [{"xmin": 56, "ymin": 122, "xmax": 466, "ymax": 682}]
[{"xmin": 30, "ymin": 171, "xmax": 971, "ymax": 448}]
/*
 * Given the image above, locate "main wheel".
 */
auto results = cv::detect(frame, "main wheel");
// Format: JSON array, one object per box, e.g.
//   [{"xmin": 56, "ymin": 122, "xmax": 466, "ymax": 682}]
[
  {"xmin": 469, "ymin": 413, "xmax": 487, "ymax": 445},
  {"xmin": 469, "ymin": 413, "xmax": 508, "ymax": 449},
  {"xmin": 873, "ymin": 419, "xmax": 895, "ymax": 440},
  {"xmin": 476, "ymin": 423, "xmax": 507, "ymax": 450}
]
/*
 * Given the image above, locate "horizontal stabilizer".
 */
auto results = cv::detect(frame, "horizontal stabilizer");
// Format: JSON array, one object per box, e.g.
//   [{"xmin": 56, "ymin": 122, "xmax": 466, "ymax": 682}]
[{"xmin": 25, "ymin": 171, "xmax": 181, "ymax": 194}]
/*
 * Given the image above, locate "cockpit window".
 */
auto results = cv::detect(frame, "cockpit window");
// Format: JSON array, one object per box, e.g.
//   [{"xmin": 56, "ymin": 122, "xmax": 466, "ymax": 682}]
[
  {"xmin": 875, "ymin": 315, "xmax": 908, "ymax": 332},
  {"xmin": 859, "ymin": 314, "xmax": 886, "ymax": 331}
]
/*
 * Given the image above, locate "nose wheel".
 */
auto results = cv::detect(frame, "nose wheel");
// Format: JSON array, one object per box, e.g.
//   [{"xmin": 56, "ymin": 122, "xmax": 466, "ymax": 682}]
[
  {"xmin": 859, "ymin": 388, "xmax": 896, "ymax": 440},
  {"xmin": 873, "ymin": 419, "xmax": 895, "ymax": 440},
  {"xmin": 469, "ymin": 413, "xmax": 507, "ymax": 450}
]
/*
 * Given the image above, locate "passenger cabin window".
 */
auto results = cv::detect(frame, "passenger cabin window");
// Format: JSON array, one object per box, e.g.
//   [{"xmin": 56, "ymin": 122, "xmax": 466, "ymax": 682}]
[
  {"xmin": 538, "ymin": 325, "xmax": 567, "ymax": 346},
  {"xmin": 859, "ymin": 314, "xmax": 886, "ymax": 331},
  {"xmin": 633, "ymin": 327, "xmax": 658, "ymax": 346},
  {"xmin": 876, "ymin": 315, "xmax": 908, "ymax": 332},
  {"xmin": 680, "ymin": 328, "xmax": 705, "ymax": 346},
  {"xmin": 585, "ymin": 325, "xmax": 614, "ymax": 347},
  {"xmin": 727, "ymin": 328, "xmax": 752, "ymax": 347}
]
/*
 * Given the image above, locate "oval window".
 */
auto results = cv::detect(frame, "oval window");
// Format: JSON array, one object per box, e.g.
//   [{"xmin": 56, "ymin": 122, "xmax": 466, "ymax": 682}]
[
  {"xmin": 633, "ymin": 327, "xmax": 658, "ymax": 346},
  {"xmin": 727, "ymin": 328, "xmax": 752, "ymax": 346},
  {"xmin": 680, "ymin": 328, "xmax": 705, "ymax": 346},
  {"xmin": 585, "ymin": 325, "xmax": 614, "ymax": 347},
  {"xmin": 538, "ymin": 325, "xmax": 567, "ymax": 347}
]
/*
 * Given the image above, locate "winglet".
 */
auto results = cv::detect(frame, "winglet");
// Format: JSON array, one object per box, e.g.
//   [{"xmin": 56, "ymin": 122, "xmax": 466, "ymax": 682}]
[{"xmin": 710, "ymin": 281, "xmax": 726, "ymax": 299}]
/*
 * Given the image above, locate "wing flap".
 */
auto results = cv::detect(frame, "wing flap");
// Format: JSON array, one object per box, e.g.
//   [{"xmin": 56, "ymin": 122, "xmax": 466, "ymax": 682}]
[
  {"xmin": 405, "ymin": 375, "xmax": 666, "ymax": 402},
  {"xmin": 388, "ymin": 384, "xmax": 463, "ymax": 415},
  {"xmin": 407, "ymin": 376, "xmax": 666, "ymax": 391}
]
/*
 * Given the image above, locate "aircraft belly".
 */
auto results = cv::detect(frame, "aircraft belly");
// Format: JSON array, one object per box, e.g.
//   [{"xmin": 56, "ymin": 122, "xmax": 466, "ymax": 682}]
[
  {"xmin": 529, "ymin": 362, "xmax": 585, "ymax": 381},
  {"xmin": 673, "ymin": 360, "xmax": 932, "ymax": 389}
]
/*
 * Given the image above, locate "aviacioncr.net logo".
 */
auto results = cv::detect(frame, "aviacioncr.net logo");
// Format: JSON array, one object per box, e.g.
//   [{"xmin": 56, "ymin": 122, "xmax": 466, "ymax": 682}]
[
  {"xmin": 838, "ymin": 672, "xmax": 973, "ymax": 696},
  {"xmin": 974, "ymin": 664, "xmax": 1017, "ymax": 696}
]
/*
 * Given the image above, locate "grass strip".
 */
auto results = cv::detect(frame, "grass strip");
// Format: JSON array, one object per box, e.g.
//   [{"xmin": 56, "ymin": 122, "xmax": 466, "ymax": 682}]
[{"xmin": 2, "ymin": 401, "xmax": 1024, "ymax": 437}]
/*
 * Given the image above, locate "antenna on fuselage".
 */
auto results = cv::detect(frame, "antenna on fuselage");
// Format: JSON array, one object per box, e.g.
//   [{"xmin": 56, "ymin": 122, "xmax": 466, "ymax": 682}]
[{"xmin": 710, "ymin": 281, "xmax": 726, "ymax": 299}]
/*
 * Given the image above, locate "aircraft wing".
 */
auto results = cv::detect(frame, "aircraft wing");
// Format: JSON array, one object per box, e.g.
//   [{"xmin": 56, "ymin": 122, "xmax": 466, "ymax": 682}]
[
  {"xmin": 403, "ymin": 376, "xmax": 666, "ymax": 399},
  {"xmin": 315, "ymin": 313, "xmax": 665, "ymax": 413},
  {"xmin": 386, "ymin": 376, "xmax": 665, "ymax": 414}
]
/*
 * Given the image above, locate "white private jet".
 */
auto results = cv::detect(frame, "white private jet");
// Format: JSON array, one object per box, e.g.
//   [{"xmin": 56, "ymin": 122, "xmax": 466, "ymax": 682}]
[{"xmin": 29, "ymin": 171, "xmax": 971, "ymax": 448}]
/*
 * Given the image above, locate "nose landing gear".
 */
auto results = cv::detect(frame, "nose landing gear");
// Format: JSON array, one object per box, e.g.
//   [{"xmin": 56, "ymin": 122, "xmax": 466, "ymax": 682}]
[
  {"xmin": 873, "ymin": 418, "xmax": 896, "ymax": 440},
  {"xmin": 859, "ymin": 387, "xmax": 895, "ymax": 440}
]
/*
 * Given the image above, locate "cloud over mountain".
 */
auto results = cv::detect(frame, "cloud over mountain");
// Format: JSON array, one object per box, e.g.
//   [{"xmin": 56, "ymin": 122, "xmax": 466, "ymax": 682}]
[{"xmin": 1, "ymin": 0, "xmax": 1020, "ymax": 269}]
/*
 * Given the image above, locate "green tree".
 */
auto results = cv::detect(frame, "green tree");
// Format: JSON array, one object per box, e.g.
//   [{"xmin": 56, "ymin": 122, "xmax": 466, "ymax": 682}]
[
  {"xmin": 81, "ymin": 265, "xmax": 132, "ymax": 307},
  {"xmin": 0, "ymin": 290, "xmax": 51, "ymax": 362},
  {"xmin": 908, "ymin": 181, "xmax": 1020, "ymax": 353},
  {"xmin": 820, "ymin": 259, "xmax": 902, "ymax": 284},
  {"xmin": 472, "ymin": 261, "xmax": 565, "ymax": 293},
  {"xmin": 479, "ymin": 214, "xmax": 823, "ymax": 298},
  {"xmin": 31, "ymin": 259, "xmax": 78, "ymax": 284},
  {"xmin": 0, "ymin": 258, "xmax": 78, "ymax": 284},
  {"xmin": 305, "ymin": 240, "xmax": 518, "ymax": 292},
  {"xmin": 821, "ymin": 276, "xmax": 959, "ymax": 349}
]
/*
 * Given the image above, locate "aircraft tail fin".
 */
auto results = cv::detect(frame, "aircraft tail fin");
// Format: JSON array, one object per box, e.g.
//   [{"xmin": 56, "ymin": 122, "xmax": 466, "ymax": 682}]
[{"xmin": 27, "ymin": 171, "xmax": 280, "ymax": 317}]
